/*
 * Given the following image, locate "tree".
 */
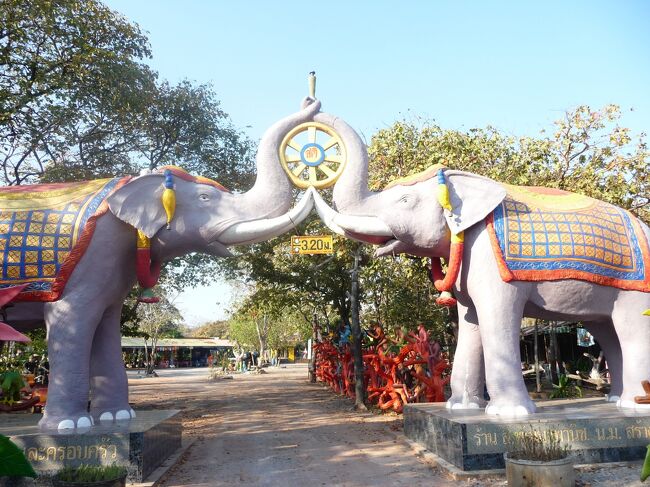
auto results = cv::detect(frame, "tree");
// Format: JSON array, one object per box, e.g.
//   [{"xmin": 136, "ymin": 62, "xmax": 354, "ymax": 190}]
[
  {"xmin": 368, "ymin": 105, "xmax": 648, "ymax": 223},
  {"xmin": 220, "ymin": 226, "xmax": 354, "ymax": 335},
  {"xmin": 0, "ymin": 0, "xmax": 151, "ymax": 185},
  {"xmin": 2, "ymin": 0, "xmax": 258, "ymax": 301},
  {"xmin": 133, "ymin": 296, "xmax": 182, "ymax": 375},
  {"xmin": 136, "ymin": 80, "xmax": 256, "ymax": 188},
  {"xmin": 189, "ymin": 320, "xmax": 230, "ymax": 339},
  {"xmin": 267, "ymin": 309, "xmax": 311, "ymax": 352},
  {"xmin": 227, "ymin": 285, "xmax": 311, "ymax": 362},
  {"xmin": 361, "ymin": 256, "xmax": 450, "ymax": 340}
]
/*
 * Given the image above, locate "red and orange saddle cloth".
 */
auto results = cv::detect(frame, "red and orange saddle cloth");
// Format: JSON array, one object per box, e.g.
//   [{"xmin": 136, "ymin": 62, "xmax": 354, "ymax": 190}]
[
  {"xmin": 0, "ymin": 178, "xmax": 129, "ymax": 301},
  {"xmin": 486, "ymin": 185, "xmax": 650, "ymax": 291}
]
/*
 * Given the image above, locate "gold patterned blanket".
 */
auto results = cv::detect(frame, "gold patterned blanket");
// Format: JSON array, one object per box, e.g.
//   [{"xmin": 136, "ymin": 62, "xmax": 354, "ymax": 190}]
[
  {"xmin": 486, "ymin": 185, "xmax": 650, "ymax": 292},
  {"xmin": 0, "ymin": 177, "xmax": 129, "ymax": 301}
]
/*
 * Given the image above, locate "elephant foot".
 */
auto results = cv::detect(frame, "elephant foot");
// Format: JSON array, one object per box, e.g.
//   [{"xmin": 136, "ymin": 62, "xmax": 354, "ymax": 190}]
[
  {"xmin": 92, "ymin": 407, "xmax": 136, "ymax": 424},
  {"xmin": 485, "ymin": 397, "xmax": 536, "ymax": 417},
  {"xmin": 39, "ymin": 412, "xmax": 94, "ymax": 432},
  {"xmin": 617, "ymin": 398, "xmax": 650, "ymax": 410},
  {"xmin": 446, "ymin": 396, "xmax": 485, "ymax": 410}
]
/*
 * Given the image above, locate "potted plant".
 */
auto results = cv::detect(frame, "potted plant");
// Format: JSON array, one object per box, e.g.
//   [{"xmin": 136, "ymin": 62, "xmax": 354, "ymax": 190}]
[
  {"xmin": 52, "ymin": 465, "xmax": 127, "ymax": 487},
  {"xmin": 0, "ymin": 434, "xmax": 37, "ymax": 486},
  {"xmin": 504, "ymin": 427, "xmax": 574, "ymax": 487}
]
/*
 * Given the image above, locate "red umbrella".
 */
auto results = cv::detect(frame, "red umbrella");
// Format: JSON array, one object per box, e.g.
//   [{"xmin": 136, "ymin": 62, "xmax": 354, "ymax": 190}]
[
  {"xmin": 0, "ymin": 284, "xmax": 30, "ymax": 342},
  {"xmin": 0, "ymin": 284, "xmax": 27, "ymax": 307},
  {"xmin": 0, "ymin": 322, "xmax": 30, "ymax": 343}
]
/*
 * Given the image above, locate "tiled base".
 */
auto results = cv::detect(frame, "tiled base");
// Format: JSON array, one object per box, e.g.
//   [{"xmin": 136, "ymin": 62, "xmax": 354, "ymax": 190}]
[
  {"xmin": 1, "ymin": 410, "xmax": 181, "ymax": 482},
  {"xmin": 404, "ymin": 398, "xmax": 650, "ymax": 471}
]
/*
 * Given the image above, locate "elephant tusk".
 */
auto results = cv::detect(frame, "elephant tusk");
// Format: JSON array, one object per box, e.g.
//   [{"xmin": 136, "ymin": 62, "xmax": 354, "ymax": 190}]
[
  {"xmin": 332, "ymin": 212, "xmax": 393, "ymax": 237},
  {"xmin": 219, "ymin": 189, "xmax": 314, "ymax": 245},
  {"xmin": 311, "ymin": 188, "xmax": 346, "ymax": 236}
]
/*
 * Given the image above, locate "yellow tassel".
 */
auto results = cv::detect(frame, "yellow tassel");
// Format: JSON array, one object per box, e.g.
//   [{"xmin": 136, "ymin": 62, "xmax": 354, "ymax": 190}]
[
  {"xmin": 451, "ymin": 231, "xmax": 465, "ymax": 244},
  {"xmin": 436, "ymin": 169, "xmax": 452, "ymax": 211},
  {"xmin": 162, "ymin": 188, "xmax": 175, "ymax": 229},
  {"xmin": 162, "ymin": 169, "xmax": 175, "ymax": 229},
  {"xmin": 644, "ymin": 309, "xmax": 650, "ymax": 316},
  {"xmin": 136, "ymin": 229, "xmax": 150, "ymax": 249}
]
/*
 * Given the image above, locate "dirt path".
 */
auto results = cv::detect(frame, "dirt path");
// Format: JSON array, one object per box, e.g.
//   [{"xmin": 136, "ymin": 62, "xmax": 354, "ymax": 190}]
[
  {"xmin": 127, "ymin": 366, "xmax": 642, "ymax": 487},
  {"xmin": 127, "ymin": 365, "xmax": 466, "ymax": 487}
]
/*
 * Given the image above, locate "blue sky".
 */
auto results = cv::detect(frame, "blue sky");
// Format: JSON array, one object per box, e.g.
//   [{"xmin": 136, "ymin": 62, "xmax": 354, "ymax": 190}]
[{"xmin": 103, "ymin": 0, "xmax": 650, "ymax": 325}]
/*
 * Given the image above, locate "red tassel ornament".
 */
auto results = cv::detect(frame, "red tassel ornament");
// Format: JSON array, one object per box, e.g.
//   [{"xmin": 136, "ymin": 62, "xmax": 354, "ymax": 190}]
[
  {"xmin": 136, "ymin": 230, "xmax": 160, "ymax": 303},
  {"xmin": 429, "ymin": 234, "xmax": 464, "ymax": 307}
]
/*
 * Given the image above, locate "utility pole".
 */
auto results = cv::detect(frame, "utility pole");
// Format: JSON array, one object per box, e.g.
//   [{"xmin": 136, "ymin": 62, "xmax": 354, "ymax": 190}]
[
  {"xmin": 548, "ymin": 321, "xmax": 560, "ymax": 384},
  {"xmin": 534, "ymin": 319, "xmax": 541, "ymax": 393},
  {"xmin": 349, "ymin": 246, "xmax": 367, "ymax": 410},
  {"xmin": 306, "ymin": 255, "xmax": 335, "ymax": 383},
  {"xmin": 309, "ymin": 312, "xmax": 318, "ymax": 383}
]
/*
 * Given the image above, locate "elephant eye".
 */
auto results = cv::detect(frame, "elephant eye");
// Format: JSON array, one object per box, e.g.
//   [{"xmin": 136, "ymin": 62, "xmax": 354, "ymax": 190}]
[
  {"xmin": 199, "ymin": 194, "xmax": 210, "ymax": 202},
  {"xmin": 399, "ymin": 194, "xmax": 413, "ymax": 205}
]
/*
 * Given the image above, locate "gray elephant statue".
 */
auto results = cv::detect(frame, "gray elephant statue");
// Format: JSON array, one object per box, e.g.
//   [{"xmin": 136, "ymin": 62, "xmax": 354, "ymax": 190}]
[
  {"xmin": 310, "ymin": 107, "xmax": 650, "ymax": 416},
  {"xmin": 1, "ymin": 98, "xmax": 320, "ymax": 430}
]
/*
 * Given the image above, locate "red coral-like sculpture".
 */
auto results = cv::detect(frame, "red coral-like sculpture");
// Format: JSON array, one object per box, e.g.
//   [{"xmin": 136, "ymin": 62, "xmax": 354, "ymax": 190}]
[{"xmin": 314, "ymin": 324, "xmax": 450, "ymax": 413}]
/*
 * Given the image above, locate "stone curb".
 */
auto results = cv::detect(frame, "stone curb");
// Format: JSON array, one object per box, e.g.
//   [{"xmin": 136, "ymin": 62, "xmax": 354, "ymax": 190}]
[
  {"xmin": 402, "ymin": 437, "xmax": 505, "ymax": 480},
  {"xmin": 402, "ymin": 436, "xmax": 644, "ymax": 481},
  {"xmin": 127, "ymin": 438, "xmax": 196, "ymax": 487}
]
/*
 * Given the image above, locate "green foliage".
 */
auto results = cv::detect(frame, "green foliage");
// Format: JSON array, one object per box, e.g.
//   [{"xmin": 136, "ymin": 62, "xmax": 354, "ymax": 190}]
[
  {"xmin": 361, "ymin": 255, "xmax": 448, "ymax": 338},
  {"xmin": 641, "ymin": 445, "xmax": 650, "ymax": 482},
  {"xmin": 55, "ymin": 464, "xmax": 126, "ymax": 483},
  {"xmin": 227, "ymin": 285, "xmax": 312, "ymax": 352},
  {"xmin": 2, "ymin": 0, "xmax": 255, "ymax": 296},
  {"xmin": 217, "ymin": 213, "xmax": 360, "ymax": 338},
  {"xmin": 549, "ymin": 374, "xmax": 582, "ymax": 399},
  {"xmin": 133, "ymin": 294, "xmax": 183, "ymax": 340},
  {"xmin": 227, "ymin": 314, "xmax": 260, "ymax": 350},
  {"xmin": 0, "ymin": 0, "xmax": 151, "ymax": 185},
  {"xmin": 505, "ymin": 426, "xmax": 569, "ymax": 461},
  {"xmin": 368, "ymin": 106, "xmax": 648, "ymax": 223},
  {"xmin": 0, "ymin": 370, "xmax": 24, "ymax": 403},
  {"xmin": 0, "ymin": 434, "xmax": 37, "ymax": 478},
  {"xmin": 24, "ymin": 328, "xmax": 47, "ymax": 357},
  {"xmin": 188, "ymin": 320, "xmax": 230, "ymax": 339}
]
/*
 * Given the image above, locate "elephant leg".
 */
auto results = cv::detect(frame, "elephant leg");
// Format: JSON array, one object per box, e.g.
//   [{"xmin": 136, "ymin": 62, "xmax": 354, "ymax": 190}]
[
  {"xmin": 612, "ymin": 297, "xmax": 650, "ymax": 409},
  {"xmin": 39, "ymin": 300, "xmax": 104, "ymax": 431},
  {"xmin": 447, "ymin": 300, "xmax": 486, "ymax": 409},
  {"xmin": 473, "ymin": 287, "xmax": 535, "ymax": 416},
  {"xmin": 89, "ymin": 303, "xmax": 134, "ymax": 423},
  {"xmin": 582, "ymin": 320, "xmax": 623, "ymax": 401}
]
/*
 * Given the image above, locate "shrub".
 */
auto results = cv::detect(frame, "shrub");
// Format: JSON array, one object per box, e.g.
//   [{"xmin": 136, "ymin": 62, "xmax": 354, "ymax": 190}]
[
  {"xmin": 55, "ymin": 465, "xmax": 126, "ymax": 483},
  {"xmin": 550, "ymin": 374, "xmax": 582, "ymax": 399},
  {"xmin": 506, "ymin": 427, "xmax": 569, "ymax": 461}
]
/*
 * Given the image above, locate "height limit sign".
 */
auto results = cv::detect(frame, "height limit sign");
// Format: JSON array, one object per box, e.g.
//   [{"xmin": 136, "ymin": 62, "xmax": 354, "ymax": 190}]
[{"xmin": 290, "ymin": 235, "xmax": 334, "ymax": 255}]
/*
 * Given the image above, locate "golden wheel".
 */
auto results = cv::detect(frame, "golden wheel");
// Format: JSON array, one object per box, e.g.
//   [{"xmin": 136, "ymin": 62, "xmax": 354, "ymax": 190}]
[{"xmin": 279, "ymin": 122, "xmax": 346, "ymax": 189}]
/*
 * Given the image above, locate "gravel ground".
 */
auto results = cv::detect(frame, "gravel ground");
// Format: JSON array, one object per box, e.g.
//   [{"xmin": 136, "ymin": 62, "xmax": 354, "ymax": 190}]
[{"xmin": 126, "ymin": 366, "xmax": 645, "ymax": 486}]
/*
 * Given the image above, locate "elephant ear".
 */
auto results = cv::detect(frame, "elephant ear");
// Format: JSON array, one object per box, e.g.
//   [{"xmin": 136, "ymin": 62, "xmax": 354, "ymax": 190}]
[
  {"xmin": 444, "ymin": 170, "xmax": 506, "ymax": 235},
  {"xmin": 106, "ymin": 174, "xmax": 167, "ymax": 238}
]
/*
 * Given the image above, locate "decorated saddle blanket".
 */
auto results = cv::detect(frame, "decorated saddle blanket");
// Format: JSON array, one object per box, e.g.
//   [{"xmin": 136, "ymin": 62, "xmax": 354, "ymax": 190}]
[
  {"xmin": 486, "ymin": 185, "xmax": 650, "ymax": 292},
  {"xmin": 0, "ymin": 177, "xmax": 129, "ymax": 302}
]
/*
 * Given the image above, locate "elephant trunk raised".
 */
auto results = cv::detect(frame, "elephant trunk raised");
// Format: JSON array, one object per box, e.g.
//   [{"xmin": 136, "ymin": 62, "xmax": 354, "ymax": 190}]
[{"xmin": 218, "ymin": 97, "xmax": 322, "ymax": 245}]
